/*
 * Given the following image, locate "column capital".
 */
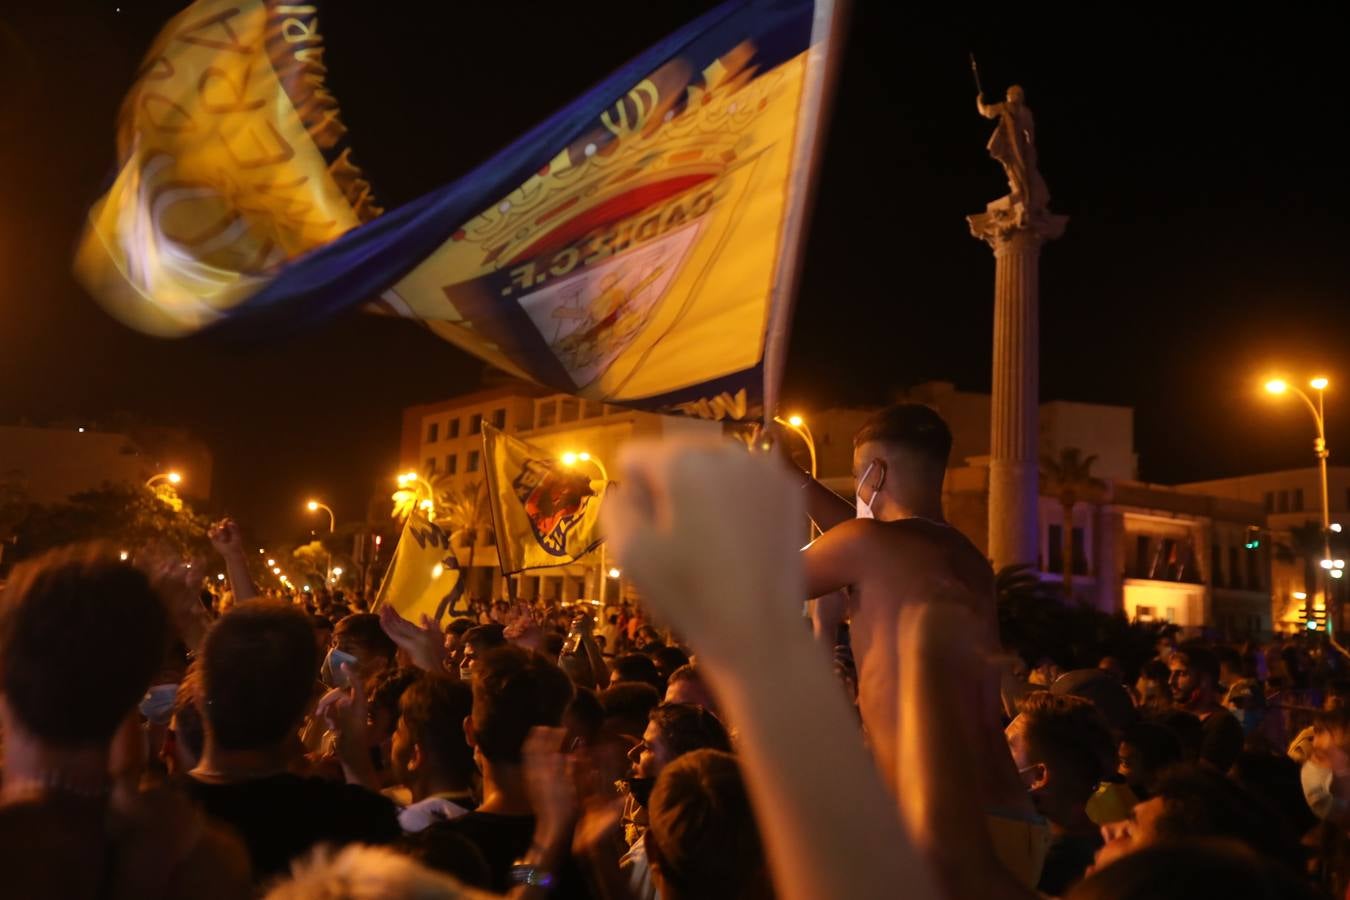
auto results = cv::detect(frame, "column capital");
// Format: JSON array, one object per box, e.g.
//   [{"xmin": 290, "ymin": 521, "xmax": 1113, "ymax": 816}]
[{"xmin": 968, "ymin": 200, "xmax": 1068, "ymax": 251}]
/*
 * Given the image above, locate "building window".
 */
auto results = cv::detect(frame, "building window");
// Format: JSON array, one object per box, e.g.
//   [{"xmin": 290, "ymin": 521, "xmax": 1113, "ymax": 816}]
[
  {"xmin": 468, "ymin": 450, "xmax": 480, "ymax": 472},
  {"xmin": 583, "ymin": 399, "xmax": 605, "ymax": 418},
  {"xmin": 426, "ymin": 422, "xmax": 439, "ymax": 443},
  {"xmin": 1047, "ymin": 524, "xmax": 1063, "ymax": 574},
  {"xmin": 1134, "ymin": 535, "xmax": 1151, "ymax": 578},
  {"xmin": 537, "ymin": 400, "xmax": 556, "ymax": 428},
  {"xmin": 1246, "ymin": 547, "xmax": 1260, "ymax": 590},
  {"xmin": 1278, "ymin": 490, "xmax": 1289, "ymax": 513},
  {"xmin": 470, "ymin": 414, "xmax": 483, "ymax": 435},
  {"xmin": 1211, "ymin": 545, "xmax": 1223, "ymax": 587},
  {"xmin": 425, "ymin": 458, "xmax": 437, "ymax": 475},
  {"xmin": 449, "ymin": 418, "xmax": 461, "ymax": 439},
  {"xmin": 560, "ymin": 397, "xmax": 580, "ymax": 422},
  {"xmin": 1293, "ymin": 488, "xmax": 1305, "ymax": 512},
  {"xmin": 492, "ymin": 408, "xmax": 506, "ymax": 429},
  {"xmin": 1071, "ymin": 527, "xmax": 1088, "ymax": 575},
  {"xmin": 1229, "ymin": 547, "xmax": 1242, "ymax": 590},
  {"xmin": 1264, "ymin": 492, "xmax": 1274, "ymax": 513},
  {"xmin": 1136, "ymin": 605, "xmax": 1156, "ymax": 622},
  {"xmin": 446, "ymin": 454, "xmax": 458, "ymax": 475}
]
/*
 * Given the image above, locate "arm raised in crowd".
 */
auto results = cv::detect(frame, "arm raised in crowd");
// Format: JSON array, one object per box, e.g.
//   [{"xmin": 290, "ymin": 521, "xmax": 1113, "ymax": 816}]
[
  {"xmin": 602, "ymin": 439, "xmax": 939, "ymax": 900},
  {"xmin": 209, "ymin": 518, "xmax": 260, "ymax": 603}
]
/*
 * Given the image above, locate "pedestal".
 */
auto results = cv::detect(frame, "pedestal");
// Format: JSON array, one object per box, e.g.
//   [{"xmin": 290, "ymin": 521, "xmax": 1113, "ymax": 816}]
[{"xmin": 969, "ymin": 203, "xmax": 1067, "ymax": 571}]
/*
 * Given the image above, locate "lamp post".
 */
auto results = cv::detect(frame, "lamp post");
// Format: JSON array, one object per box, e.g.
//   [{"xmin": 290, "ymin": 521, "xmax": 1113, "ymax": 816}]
[
  {"xmin": 145, "ymin": 471, "xmax": 182, "ymax": 489},
  {"xmin": 562, "ymin": 451, "xmax": 612, "ymax": 608},
  {"xmin": 307, "ymin": 500, "xmax": 336, "ymax": 585},
  {"xmin": 1266, "ymin": 376, "xmax": 1335, "ymax": 634},
  {"xmin": 774, "ymin": 414, "xmax": 818, "ymax": 479}
]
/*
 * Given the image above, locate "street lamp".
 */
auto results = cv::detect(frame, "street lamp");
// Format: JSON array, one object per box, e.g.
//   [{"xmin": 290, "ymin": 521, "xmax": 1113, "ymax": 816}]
[
  {"xmin": 145, "ymin": 471, "xmax": 183, "ymax": 489},
  {"xmin": 1266, "ymin": 375, "xmax": 1335, "ymax": 632},
  {"xmin": 396, "ymin": 472, "xmax": 437, "ymax": 518},
  {"xmin": 307, "ymin": 499, "xmax": 336, "ymax": 584},
  {"xmin": 774, "ymin": 414, "xmax": 818, "ymax": 479},
  {"xmin": 561, "ymin": 451, "xmax": 612, "ymax": 606}
]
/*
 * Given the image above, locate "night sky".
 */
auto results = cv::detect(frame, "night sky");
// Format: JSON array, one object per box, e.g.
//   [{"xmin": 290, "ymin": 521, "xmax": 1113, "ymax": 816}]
[{"xmin": 3, "ymin": 2, "xmax": 1348, "ymax": 542}]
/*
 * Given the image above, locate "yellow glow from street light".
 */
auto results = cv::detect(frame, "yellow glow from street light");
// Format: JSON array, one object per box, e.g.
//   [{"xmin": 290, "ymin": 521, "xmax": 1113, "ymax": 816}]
[
  {"xmin": 307, "ymin": 500, "xmax": 319, "ymax": 511},
  {"xmin": 1311, "ymin": 377, "xmax": 1329, "ymax": 391},
  {"xmin": 578, "ymin": 452, "xmax": 592, "ymax": 462},
  {"xmin": 431, "ymin": 563, "xmax": 444, "ymax": 578},
  {"xmin": 560, "ymin": 452, "xmax": 579, "ymax": 466},
  {"xmin": 332, "ymin": 567, "xmax": 343, "ymax": 576},
  {"xmin": 167, "ymin": 471, "xmax": 182, "ymax": 485},
  {"xmin": 1294, "ymin": 591, "xmax": 1308, "ymax": 600},
  {"xmin": 1333, "ymin": 570, "xmax": 1344, "ymax": 579},
  {"xmin": 419, "ymin": 499, "xmax": 434, "ymax": 511},
  {"xmin": 272, "ymin": 566, "xmax": 281, "ymax": 575},
  {"xmin": 788, "ymin": 414, "xmax": 804, "ymax": 428},
  {"xmin": 217, "ymin": 573, "xmax": 226, "ymax": 581},
  {"xmin": 1321, "ymin": 559, "xmax": 1334, "ymax": 570},
  {"xmin": 119, "ymin": 551, "xmax": 129, "ymax": 561},
  {"xmin": 608, "ymin": 567, "xmax": 621, "ymax": 579},
  {"xmin": 1265, "ymin": 379, "xmax": 1288, "ymax": 395},
  {"xmin": 1334, "ymin": 523, "xmax": 1344, "ymax": 533},
  {"xmin": 266, "ymin": 558, "xmax": 275, "ymax": 566}
]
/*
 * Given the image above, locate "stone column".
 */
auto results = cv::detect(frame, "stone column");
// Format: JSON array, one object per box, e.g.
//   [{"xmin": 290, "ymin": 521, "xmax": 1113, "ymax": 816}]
[{"xmin": 969, "ymin": 206, "xmax": 1067, "ymax": 571}]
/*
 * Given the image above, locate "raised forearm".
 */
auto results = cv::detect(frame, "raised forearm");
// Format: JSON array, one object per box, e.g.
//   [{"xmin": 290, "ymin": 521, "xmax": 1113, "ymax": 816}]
[{"xmin": 222, "ymin": 551, "xmax": 259, "ymax": 602}]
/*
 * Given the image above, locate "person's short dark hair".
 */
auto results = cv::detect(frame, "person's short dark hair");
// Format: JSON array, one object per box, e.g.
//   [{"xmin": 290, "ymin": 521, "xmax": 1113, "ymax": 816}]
[
  {"xmin": 400, "ymin": 674, "xmax": 474, "ymax": 779},
  {"xmin": 368, "ymin": 667, "xmax": 421, "ymax": 731},
  {"xmin": 666, "ymin": 664, "xmax": 701, "ymax": 688},
  {"xmin": 612, "ymin": 653, "xmax": 663, "ymax": 691},
  {"xmin": 651, "ymin": 646, "xmax": 691, "ymax": 681},
  {"xmin": 200, "ymin": 601, "xmax": 318, "ymax": 751},
  {"xmin": 1213, "ymin": 645, "xmax": 1244, "ymax": 679},
  {"xmin": 1017, "ymin": 692, "xmax": 1114, "ymax": 802},
  {"xmin": 1139, "ymin": 659, "xmax": 1170, "ymax": 685},
  {"xmin": 1052, "ymin": 669, "xmax": 1137, "ymax": 736},
  {"xmin": 1067, "ymin": 838, "xmax": 1321, "ymax": 900},
  {"xmin": 1149, "ymin": 765, "xmax": 1305, "ymax": 873},
  {"xmin": 600, "ymin": 682, "xmax": 662, "ymax": 738},
  {"xmin": 1229, "ymin": 751, "xmax": 1319, "ymax": 838},
  {"xmin": 649, "ymin": 703, "xmax": 731, "ymax": 758},
  {"xmin": 446, "ymin": 617, "xmax": 475, "ymax": 639},
  {"xmin": 1119, "ymin": 721, "xmax": 1183, "ymax": 796},
  {"xmin": 564, "ymin": 687, "xmax": 605, "ymax": 746},
  {"xmin": 333, "ymin": 612, "xmax": 397, "ymax": 663},
  {"xmin": 645, "ymin": 750, "xmax": 767, "ymax": 900},
  {"xmin": 542, "ymin": 631, "xmax": 565, "ymax": 658},
  {"xmin": 310, "ymin": 614, "xmax": 334, "ymax": 634},
  {"xmin": 0, "ymin": 547, "xmax": 168, "ymax": 747},
  {"xmin": 463, "ymin": 624, "xmax": 506, "ymax": 655},
  {"xmin": 636, "ymin": 625, "xmax": 662, "ymax": 647},
  {"xmin": 1174, "ymin": 641, "xmax": 1220, "ymax": 688},
  {"xmin": 853, "ymin": 403, "xmax": 953, "ymax": 468},
  {"xmin": 470, "ymin": 646, "xmax": 573, "ymax": 764},
  {"xmin": 1152, "ymin": 709, "xmax": 1204, "ymax": 763},
  {"xmin": 402, "ymin": 827, "xmax": 492, "ymax": 889}
]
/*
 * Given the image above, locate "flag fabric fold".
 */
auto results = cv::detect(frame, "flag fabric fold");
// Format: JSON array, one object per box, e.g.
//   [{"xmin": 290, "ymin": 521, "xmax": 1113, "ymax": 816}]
[{"xmin": 373, "ymin": 512, "xmax": 463, "ymax": 623}]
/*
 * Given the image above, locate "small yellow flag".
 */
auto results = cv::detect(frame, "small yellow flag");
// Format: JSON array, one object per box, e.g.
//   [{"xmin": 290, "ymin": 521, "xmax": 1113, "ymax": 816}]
[
  {"xmin": 373, "ymin": 512, "xmax": 463, "ymax": 623},
  {"xmin": 482, "ymin": 423, "xmax": 603, "ymax": 575}
]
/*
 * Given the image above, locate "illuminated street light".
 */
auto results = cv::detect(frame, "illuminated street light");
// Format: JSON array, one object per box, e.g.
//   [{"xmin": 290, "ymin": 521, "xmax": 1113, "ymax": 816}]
[
  {"xmin": 332, "ymin": 567, "xmax": 343, "ymax": 577},
  {"xmin": 1322, "ymin": 559, "xmax": 1334, "ymax": 570},
  {"xmin": 217, "ymin": 573, "xmax": 226, "ymax": 581},
  {"xmin": 266, "ymin": 558, "xmax": 275, "ymax": 567},
  {"xmin": 1265, "ymin": 379, "xmax": 1288, "ymax": 395},
  {"xmin": 119, "ymin": 551, "xmax": 129, "ymax": 561},
  {"xmin": 145, "ymin": 471, "xmax": 183, "ymax": 489},
  {"xmin": 1294, "ymin": 591, "xmax": 1308, "ymax": 600},
  {"xmin": 272, "ymin": 566, "xmax": 282, "ymax": 575},
  {"xmin": 1334, "ymin": 524, "xmax": 1344, "ymax": 534},
  {"xmin": 306, "ymin": 500, "xmax": 337, "ymax": 583},
  {"xmin": 1334, "ymin": 570, "xmax": 1344, "ymax": 580},
  {"xmin": 608, "ymin": 567, "xmax": 621, "ymax": 579},
  {"xmin": 1312, "ymin": 377, "xmax": 1330, "ymax": 391}
]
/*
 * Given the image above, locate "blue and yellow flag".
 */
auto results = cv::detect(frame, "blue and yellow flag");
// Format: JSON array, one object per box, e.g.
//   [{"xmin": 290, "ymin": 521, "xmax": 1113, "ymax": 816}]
[
  {"xmin": 78, "ymin": 0, "xmax": 843, "ymax": 419},
  {"xmin": 373, "ymin": 512, "xmax": 464, "ymax": 623},
  {"xmin": 482, "ymin": 423, "xmax": 604, "ymax": 575}
]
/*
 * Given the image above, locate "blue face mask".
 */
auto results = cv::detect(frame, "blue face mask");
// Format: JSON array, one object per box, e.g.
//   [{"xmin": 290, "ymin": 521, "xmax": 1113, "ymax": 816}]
[
  {"xmin": 139, "ymin": 684, "xmax": 178, "ymax": 725},
  {"xmin": 324, "ymin": 648, "xmax": 359, "ymax": 688},
  {"xmin": 1230, "ymin": 707, "xmax": 1263, "ymax": 734}
]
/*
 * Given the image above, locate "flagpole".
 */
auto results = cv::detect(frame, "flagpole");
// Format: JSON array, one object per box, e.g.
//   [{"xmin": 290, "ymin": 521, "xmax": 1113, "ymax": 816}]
[{"xmin": 760, "ymin": 0, "xmax": 850, "ymax": 425}]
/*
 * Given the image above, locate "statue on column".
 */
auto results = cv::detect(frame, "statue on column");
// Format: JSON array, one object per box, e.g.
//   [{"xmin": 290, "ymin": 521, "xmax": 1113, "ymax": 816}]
[{"xmin": 977, "ymin": 85, "xmax": 1050, "ymax": 224}]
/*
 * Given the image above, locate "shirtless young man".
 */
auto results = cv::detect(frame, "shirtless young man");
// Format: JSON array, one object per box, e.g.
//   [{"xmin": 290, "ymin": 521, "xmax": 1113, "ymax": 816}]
[{"xmin": 794, "ymin": 404, "xmax": 999, "ymax": 790}]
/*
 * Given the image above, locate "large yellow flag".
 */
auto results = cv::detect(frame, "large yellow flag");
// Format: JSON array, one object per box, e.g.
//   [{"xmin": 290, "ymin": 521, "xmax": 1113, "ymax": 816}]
[
  {"xmin": 373, "ymin": 512, "xmax": 463, "ymax": 623},
  {"xmin": 482, "ymin": 423, "xmax": 603, "ymax": 574}
]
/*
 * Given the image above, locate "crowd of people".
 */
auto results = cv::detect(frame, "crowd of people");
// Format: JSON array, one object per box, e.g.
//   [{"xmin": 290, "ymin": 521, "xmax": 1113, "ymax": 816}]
[{"xmin": 2, "ymin": 405, "xmax": 1349, "ymax": 899}]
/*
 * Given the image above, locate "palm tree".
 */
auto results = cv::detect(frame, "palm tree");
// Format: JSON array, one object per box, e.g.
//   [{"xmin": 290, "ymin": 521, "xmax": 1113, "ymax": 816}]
[
  {"xmin": 1041, "ymin": 447, "xmax": 1106, "ymax": 599},
  {"xmin": 437, "ymin": 478, "xmax": 494, "ymax": 602}
]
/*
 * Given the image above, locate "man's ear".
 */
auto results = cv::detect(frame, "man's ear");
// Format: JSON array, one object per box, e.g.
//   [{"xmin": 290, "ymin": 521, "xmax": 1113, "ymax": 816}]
[
  {"xmin": 463, "ymin": 715, "xmax": 477, "ymax": 749},
  {"xmin": 1027, "ymin": 762, "xmax": 1050, "ymax": 792},
  {"xmin": 408, "ymin": 742, "xmax": 424, "ymax": 775}
]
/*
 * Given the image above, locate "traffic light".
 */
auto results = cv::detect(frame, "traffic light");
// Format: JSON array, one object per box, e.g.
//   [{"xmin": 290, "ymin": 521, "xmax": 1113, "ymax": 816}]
[{"xmin": 1244, "ymin": 526, "xmax": 1262, "ymax": 550}]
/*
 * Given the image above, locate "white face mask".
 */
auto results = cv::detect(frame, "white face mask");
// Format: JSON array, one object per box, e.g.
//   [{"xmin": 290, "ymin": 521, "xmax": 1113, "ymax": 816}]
[
  {"xmin": 855, "ymin": 462, "xmax": 879, "ymax": 519},
  {"xmin": 1302, "ymin": 760, "xmax": 1347, "ymax": 820}
]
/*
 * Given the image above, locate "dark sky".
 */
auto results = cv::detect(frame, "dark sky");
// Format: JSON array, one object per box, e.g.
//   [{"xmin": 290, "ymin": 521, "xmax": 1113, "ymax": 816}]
[{"xmin": 3, "ymin": 2, "xmax": 1349, "ymax": 542}]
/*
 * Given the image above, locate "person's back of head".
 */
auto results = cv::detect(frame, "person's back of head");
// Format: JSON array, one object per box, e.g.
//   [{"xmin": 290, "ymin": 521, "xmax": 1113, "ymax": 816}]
[
  {"xmin": 397, "ymin": 674, "xmax": 474, "ymax": 784},
  {"xmin": 611, "ymin": 653, "xmax": 663, "ymax": 691},
  {"xmin": 651, "ymin": 646, "xmax": 691, "ymax": 682},
  {"xmin": 645, "ymin": 750, "xmax": 769, "ymax": 900},
  {"xmin": 470, "ymin": 646, "xmax": 573, "ymax": 765},
  {"xmin": 1118, "ymin": 721, "xmax": 1183, "ymax": 797},
  {"xmin": 853, "ymin": 402, "xmax": 953, "ymax": 478},
  {"xmin": 333, "ymin": 612, "xmax": 397, "ymax": 670},
  {"xmin": 1052, "ymin": 669, "xmax": 1137, "ymax": 737},
  {"xmin": 0, "ymin": 547, "xmax": 168, "ymax": 748},
  {"xmin": 564, "ymin": 687, "xmax": 605, "ymax": 747},
  {"xmin": 600, "ymin": 682, "xmax": 662, "ymax": 739},
  {"xmin": 446, "ymin": 617, "xmax": 475, "ymax": 640},
  {"xmin": 665, "ymin": 664, "xmax": 716, "ymax": 710},
  {"xmin": 201, "ymin": 601, "xmax": 317, "ymax": 751},
  {"xmin": 1174, "ymin": 641, "xmax": 1220, "ymax": 693},
  {"xmin": 1229, "ymin": 750, "xmax": 1319, "ymax": 838},
  {"xmin": 1069, "ymin": 838, "xmax": 1320, "ymax": 900},
  {"xmin": 650, "ymin": 703, "xmax": 731, "ymax": 759},
  {"xmin": 463, "ymin": 623, "xmax": 506, "ymax": 656},
  {"xmin": 1150, "ymin": 764, "xmax": 1304, "ymax": 873}
]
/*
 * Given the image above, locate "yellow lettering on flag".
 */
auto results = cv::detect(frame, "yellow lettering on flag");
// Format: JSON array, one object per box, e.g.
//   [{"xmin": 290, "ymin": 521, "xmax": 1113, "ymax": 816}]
[
  {"xmin": 373, "ymin": 512, "xmax": 463, "ymax": 623},
  {"xmin": 75, "ymin": 0, "xmax": 378, "ymax": 337},
  {"xmin": 482, "ymin": 423, "xmax": 603, "ymax": 575}
]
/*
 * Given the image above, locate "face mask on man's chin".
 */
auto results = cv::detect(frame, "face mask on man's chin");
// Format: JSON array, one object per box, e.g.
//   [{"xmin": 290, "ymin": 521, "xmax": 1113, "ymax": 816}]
[
  {"xmin": 1302, "ymin": 760, "xmax": 1350, "ymax": 821},
  {"xmin": 624, "ymin": 776, "xmax": 656, "ymax": 808}
]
